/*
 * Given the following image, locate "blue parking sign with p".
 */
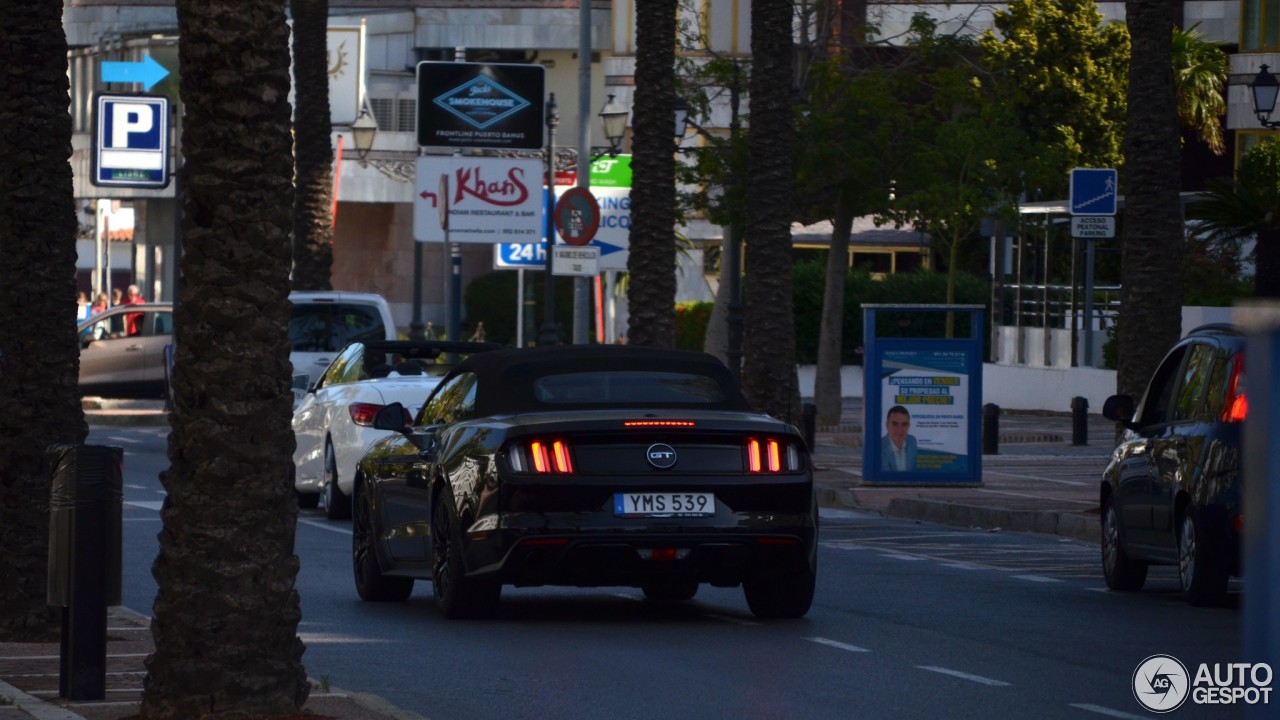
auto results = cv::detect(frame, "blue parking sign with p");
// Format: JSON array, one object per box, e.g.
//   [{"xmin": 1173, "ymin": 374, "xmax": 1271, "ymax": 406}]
[{"xmin": 93, "ymin": 94, "xmax": 170, "ymax": 188}]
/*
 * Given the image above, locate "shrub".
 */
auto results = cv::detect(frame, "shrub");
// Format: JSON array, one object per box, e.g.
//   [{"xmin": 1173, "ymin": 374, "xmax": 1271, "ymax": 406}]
[{"xmin": 674, "ymin": 301, "xmax": 713, "ymax": 350}]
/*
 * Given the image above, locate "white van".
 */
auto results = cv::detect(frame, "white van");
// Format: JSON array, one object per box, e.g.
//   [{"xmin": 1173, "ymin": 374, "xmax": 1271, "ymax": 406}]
[{"xmin": 288, "ymin": 291, "xmax": 397, "ymax": 390}]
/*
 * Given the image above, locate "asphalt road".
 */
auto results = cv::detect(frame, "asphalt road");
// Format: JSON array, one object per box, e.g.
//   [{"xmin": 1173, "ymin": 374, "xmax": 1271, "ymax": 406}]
[{"xmin": 96, "ymin": 425, "xmax": 1245, "ymax": 720}]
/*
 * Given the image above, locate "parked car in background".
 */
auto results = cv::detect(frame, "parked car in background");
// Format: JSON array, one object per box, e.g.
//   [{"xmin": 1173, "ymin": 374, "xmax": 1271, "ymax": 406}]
[
  {"xmin": 292, "ymin": 340, "xmax": 500, "ymax": 518},
  {"xmin": 351, "ymin": 345, "xmax": 818, "ymax": 620},
  {"xmin": 1099, "ymin": 323, "xmax": 1246, "ymax": 606},
  {"xmin": 288, "ymin": 292, "xmax": 397, "ymax": 390},
  {"xmin": 78, "ymin": 291, "xmax": 397, "ymax": 400},
  {"xmin": 77, "ymin": 302, "xmax": 173, "ymax": 398}
]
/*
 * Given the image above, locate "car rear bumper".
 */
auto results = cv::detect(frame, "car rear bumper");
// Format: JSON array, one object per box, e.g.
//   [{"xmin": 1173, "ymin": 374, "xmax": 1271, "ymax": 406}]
[{"xmin": 466, "ymin": 512, "xmax": 817, "ymax": 588}]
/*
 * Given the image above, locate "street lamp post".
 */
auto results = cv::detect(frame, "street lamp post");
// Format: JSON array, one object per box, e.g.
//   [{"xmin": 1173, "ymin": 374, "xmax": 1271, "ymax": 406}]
[
  {"xmin": 538, "ymin": 93, "xmax": 561, "ymax": 347},
  {"xmin": 350, "ymin": 108, "xmax": 378, "ymax": 166},
  {"xmin": 1251, "ymin": 64, "xmax": 1280, "ymax": 128}
]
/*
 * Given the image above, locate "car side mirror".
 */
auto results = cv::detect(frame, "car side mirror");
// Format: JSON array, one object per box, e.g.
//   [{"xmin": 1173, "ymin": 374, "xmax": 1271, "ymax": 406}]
[
  {"xmin": 373, "ymin": 402, "xmax": 411, "ymax": 433},
  {"xmin": 1102, "ymin": 394, "xmax": 1136, "ymax": 427}
]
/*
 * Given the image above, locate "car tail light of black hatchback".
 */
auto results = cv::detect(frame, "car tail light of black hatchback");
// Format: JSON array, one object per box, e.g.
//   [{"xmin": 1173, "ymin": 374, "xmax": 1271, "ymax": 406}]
[{"xmin": 1222, "ymin": 354, "xmax": 1247, "ymax": 423}]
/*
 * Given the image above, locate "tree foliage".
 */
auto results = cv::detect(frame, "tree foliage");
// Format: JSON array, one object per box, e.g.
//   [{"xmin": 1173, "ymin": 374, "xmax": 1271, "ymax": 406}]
[
  {"xmin": 1188, "ymin": 139, "xmax": 1280, "ymax": 297},
  {"xmin": 884, "ymin": 16, "xmax": 1027, "ymax": 333},
  {"xmin": 980, "ymin": 0, "xmax": 1130, "ymax": 199},
  {"xmin": 1172, "ymin": 23, "xmax": 1228, "ymax": 155}
]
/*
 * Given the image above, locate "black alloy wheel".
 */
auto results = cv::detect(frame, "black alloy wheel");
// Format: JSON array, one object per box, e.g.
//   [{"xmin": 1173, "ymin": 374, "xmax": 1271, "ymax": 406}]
[
  {"xmin": 1179, "ymin": 510, "xmax": 1227, "ymax": 606},
  {"xmin": 296, "ymin": 489, "xmax": 320, "ymax": 510},
  {"xmin": 1101, "ymin": 498, "xmax": 1148, "ymax": 592},
  {"xmin": 743, "ymin": 565, "xmax": 816, "ymax": 619},
  {"xmin": 431, "ymin": 488, "xmax": 501, "ymax": 619},
  {"xmin": 324, "ymin": 441, "xmax": 352, "ymax": 520},
  {"xmin": 351, "ymin": 482, "xmax": 413, "ymax": 602}
]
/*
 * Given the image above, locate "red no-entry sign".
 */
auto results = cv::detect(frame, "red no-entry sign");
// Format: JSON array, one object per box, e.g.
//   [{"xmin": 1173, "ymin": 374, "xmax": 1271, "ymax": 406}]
[{"xmin": 553, "ymin": 187, "xmax": 601, "ymax": 246}]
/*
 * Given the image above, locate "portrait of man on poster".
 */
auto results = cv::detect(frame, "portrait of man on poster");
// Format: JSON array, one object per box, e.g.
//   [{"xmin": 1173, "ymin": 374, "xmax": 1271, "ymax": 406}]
[{"xmin": 880, "ymin": 405, "xmax": 918, "ymax": 472}]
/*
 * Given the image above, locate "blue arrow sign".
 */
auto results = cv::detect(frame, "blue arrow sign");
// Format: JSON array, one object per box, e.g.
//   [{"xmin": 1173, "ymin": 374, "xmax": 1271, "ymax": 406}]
[
  {"xmin": 591, "ymin": 239, "xmax": 625, "ymax": 256},
  {"xmin": 101, "ymin": 55, "xmax": 170, "ymax": 91}
]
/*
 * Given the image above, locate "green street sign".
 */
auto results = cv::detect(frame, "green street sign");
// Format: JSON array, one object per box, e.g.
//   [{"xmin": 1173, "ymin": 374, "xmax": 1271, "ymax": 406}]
[{"xmin": 589, "ymin": 154, "xmax": 631, "ymax": 188}]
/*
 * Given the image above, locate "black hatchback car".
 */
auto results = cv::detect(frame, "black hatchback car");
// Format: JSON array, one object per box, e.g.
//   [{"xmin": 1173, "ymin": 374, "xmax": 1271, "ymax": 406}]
[
  {"xmin": 1099, "ymin": 324, "xmax": 1245, "ymax": 605},
  {"xmin": 351, "ymin": 345, "xmax": 818, "ymax": 619}
]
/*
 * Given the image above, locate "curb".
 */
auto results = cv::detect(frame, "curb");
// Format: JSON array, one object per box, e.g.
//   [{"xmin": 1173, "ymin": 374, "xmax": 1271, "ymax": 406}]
[
  {"xmin": 816, "ymin": 485, "xmax": 1100, "ymax": 544},
  {"xmin": 84, "ymin": 411, "xmax": 167, "ymax": 427},
  {"xmin": 883, "ymin": 499, "xmax": 1101, "ymax": 544},
  {"xmin": 0, "ymin": 679, "xmax": 83, "ymax": 720}
]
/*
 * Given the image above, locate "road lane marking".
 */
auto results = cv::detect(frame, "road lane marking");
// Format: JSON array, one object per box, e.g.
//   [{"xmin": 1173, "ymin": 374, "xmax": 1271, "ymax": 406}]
[
  {"xmin": 983, "ymin": 470, "xmax": 1086, "ymax": 486},
  {"xmin": 806, "ymin": 637, "xmax": 871, "ymax": 653},
  {"xmin": 1012, "ymin": 574, "xmax": 1063, "ymax": 583},
  {"xmin": 125, "ymin": 501, "xmax": 164, "ymax": 511},
  {"xmin": 977, "ymin": 489, "xmax": 1096, "ymax": 506},
  {"xmin": 298, "ymin": 518, "xmax": 352, "ymax": 535},
  {"xmin": 1069, "ymin": 703, "xmax": 1148, "ymax": 719},
  {"xmin": 916, "ymin": 665, "xmax": 1010, "ymax": 686}
]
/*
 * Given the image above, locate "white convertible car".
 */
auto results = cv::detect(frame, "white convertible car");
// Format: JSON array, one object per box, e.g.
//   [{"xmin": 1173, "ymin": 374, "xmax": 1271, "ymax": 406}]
[{"xmin": 292, "ymin": 340, "xmax": 498, "ymax": 518}]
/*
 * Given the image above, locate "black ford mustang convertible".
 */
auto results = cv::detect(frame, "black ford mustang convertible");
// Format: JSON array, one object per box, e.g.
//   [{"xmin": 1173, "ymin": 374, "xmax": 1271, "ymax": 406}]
[{"xmin": 351, "ymin": 345, "xmax": 817, "ymax": 619}]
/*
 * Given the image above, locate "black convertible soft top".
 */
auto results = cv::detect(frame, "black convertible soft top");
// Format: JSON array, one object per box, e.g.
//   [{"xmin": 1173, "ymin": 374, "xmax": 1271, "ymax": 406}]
[{"xmin": 443, "ymin": 345, "xmax": 752, "ymax": 416}]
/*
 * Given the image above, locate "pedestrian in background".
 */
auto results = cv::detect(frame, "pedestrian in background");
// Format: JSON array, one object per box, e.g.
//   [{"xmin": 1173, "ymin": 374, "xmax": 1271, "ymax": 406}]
[
  {"xmin": 90, "ymin": 292, "xmax": 109, "ymax": 315},
  {"xmin": 111, "ymin": 287, "xmax": 123, "ymax": 306},
  {"xmin": 122, "ymin": 284, "xmax": 145, "ymax": 336}
]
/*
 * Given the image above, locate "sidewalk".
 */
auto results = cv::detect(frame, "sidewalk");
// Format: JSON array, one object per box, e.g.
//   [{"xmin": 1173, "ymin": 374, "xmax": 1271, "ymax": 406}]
[{"xmin": 0, "ymin": 397, "xmax": 1114, "ymax": 720}]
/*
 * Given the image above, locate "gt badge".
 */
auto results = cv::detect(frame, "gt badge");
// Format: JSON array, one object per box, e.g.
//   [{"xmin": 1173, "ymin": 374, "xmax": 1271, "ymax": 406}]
[{"xmin": 646, "ymin": 443, "xmax": 677, "ymax": 470}]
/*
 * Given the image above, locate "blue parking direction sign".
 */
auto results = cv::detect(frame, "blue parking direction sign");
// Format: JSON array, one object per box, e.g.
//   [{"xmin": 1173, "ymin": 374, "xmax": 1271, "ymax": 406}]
[
  {"xmin": 93, "ymin": 94, "xmax": 170, "ymax": 189},
  {"xmin": 1069, "ymin": 167, "xmax": 1117, "ymax": 216}
]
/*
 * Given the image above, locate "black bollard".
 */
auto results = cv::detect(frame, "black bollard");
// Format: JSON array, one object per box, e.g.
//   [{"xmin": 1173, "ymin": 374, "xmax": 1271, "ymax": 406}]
[
  {"xmin": 46, "ymin": 444, "xmax": 123, "ymax": 702},
  {"xmin": 802, "ymin": 402, "xmax": 816, "ymax": 451},
  {"xmin": 1071, "ymin": 396, "xmax": 1089, "ymax": 446},
  {"xmin": 982, "ymin": 403, "xmax": 1000, "ymax": 455}
]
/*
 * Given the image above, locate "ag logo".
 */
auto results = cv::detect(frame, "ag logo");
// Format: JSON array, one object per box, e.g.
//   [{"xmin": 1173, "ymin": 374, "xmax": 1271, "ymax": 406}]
[
  {"xmin": 646, "ymin": 443, "xmax": 677, "ymax": 470},
  {"xmin": 1133, "ymin": 655, "xmax": 1190, "ymax": 713}
]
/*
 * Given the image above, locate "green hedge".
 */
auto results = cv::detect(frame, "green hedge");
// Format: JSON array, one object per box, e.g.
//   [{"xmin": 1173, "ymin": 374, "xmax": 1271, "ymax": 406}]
[
  {"xmin": 792, "ymin": 261, "xmax": 991, "ymax": 364},
  {"xmin": 464, "ymin": 263, "xmax": 989, "ymax": 359}
]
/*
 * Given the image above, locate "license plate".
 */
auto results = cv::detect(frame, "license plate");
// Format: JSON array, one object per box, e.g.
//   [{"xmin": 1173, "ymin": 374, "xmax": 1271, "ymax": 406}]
[{"xmin": 614, "ymin": 492, "xmax": 714, "ymax": 518}]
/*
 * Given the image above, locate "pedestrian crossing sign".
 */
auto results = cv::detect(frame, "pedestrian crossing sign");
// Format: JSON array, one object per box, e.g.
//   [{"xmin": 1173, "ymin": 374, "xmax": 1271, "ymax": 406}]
[{"xmin": 1069, "ymin": 168, "xmax": 1117, "ymax": 216}]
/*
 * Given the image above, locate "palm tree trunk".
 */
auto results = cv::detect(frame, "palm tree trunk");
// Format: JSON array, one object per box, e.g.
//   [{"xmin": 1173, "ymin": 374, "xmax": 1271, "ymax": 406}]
[
  {"xmin": 291, "ymin": 0, "xmax": 335, "ymax": 291},
  {"xmin": 0, "ymin": 0, "xmax": 87, "ymax": 641},
  {"xmin": 742, "ymin": 0, "xmax": 801, "ymax": 422},
  {"xmin": 814, "ymin": 191, "xmax": 854, "ymax": 426},
  {"xmin": 143, "ymin": 2, "xmax": 309, "ymax": 716},
  {"xmin": 1118, "ymin": 0, "xmax": 1184, "ymax": 400},
  {"xmin": 626, "ymin": 0, "xmax": 678, "ymax": 347}
]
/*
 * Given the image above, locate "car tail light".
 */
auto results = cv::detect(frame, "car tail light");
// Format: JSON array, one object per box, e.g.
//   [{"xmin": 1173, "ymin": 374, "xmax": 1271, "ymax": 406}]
[
  {"xmin": 350, "ymin": 402, "xmax": 383, "ymax": 427},
  {"xmin": 1222, "ymin": 354, "xmax": 1247, "ymax": 423},
  {"xmin": 746, "ymin": 438, "xmax": 800, "ymax": 473},
  {"xmin": 510, "ymin": 439, "xmax": 575, "ymax": 474},
  {"xmin": 624, "ymin": 420, "xmax": 696, "ymax": 428}
]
